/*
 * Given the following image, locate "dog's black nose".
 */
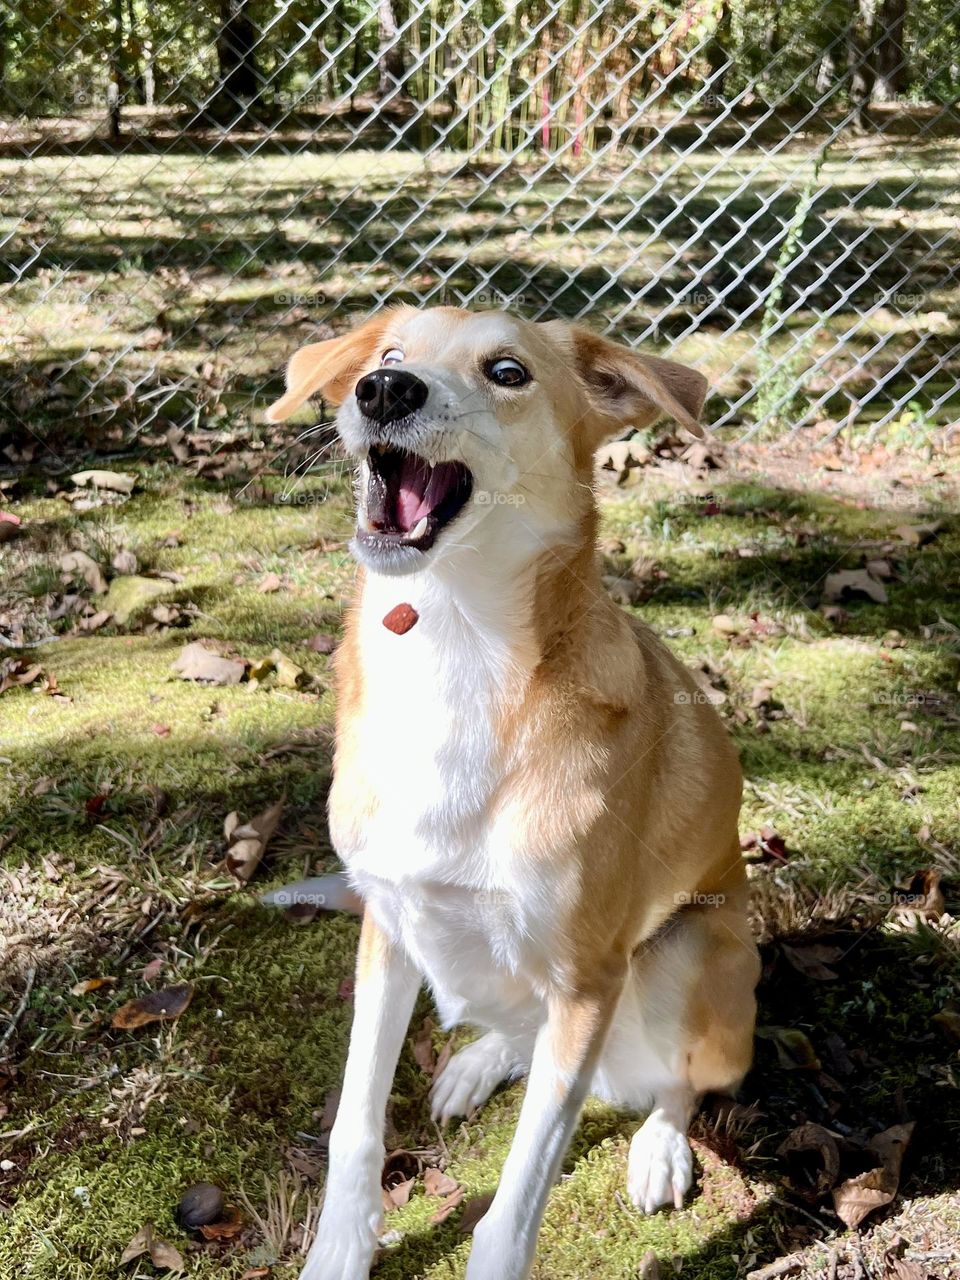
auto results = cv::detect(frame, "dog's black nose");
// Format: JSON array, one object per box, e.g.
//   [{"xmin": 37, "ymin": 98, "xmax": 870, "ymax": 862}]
[{"xmin": 355, "ymin": 368, "xmax": 429, "ymax": 424}]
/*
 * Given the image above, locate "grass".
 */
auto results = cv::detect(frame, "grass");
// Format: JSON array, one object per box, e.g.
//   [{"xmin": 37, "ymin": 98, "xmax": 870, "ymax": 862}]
[
  {"xmin": 2, "ymin": 129, "xmax": 960, "ymax": 448},
  {"xmin": 1, "ymin": 417, "xmax": 959, "ymax": 1278}
]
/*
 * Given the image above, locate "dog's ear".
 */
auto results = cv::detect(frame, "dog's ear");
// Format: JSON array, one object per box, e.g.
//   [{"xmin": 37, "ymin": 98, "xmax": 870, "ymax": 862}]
[
  {"xmin": 543, "ymin": 322, "xmax": 707, "ymax": 450},
  {"xmin": 264, "ymin": 313, "xmax": 393, "ymax": 422}
]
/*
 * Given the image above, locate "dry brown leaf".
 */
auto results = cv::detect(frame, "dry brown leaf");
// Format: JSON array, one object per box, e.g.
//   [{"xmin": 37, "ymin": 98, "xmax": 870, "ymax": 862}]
[
  {"xmin": 171, "ymin": 642, "xmax": 246, "ymax": 686},
  {"xmin": 429, "ymin": 1186, "xmax": 465, "ymax": 1225},
  {"xmin": 258, "ymin": 572, "xmax": 283, "ymax": 593},
  {"xmin": 112, "ymin": 548, "xmax": 138, "ymax": 575},
  {"xmin": 423, "ymin": 1167, "xmax": 460, "ymax": 1197},
  {"xmin": 305, "ymin": 633, "xmax": 337, "ymax": 654},
  {"xmin": 894, "ymin": 520, "xmax": 943, "ymax": 547},
  {"xmin": 59, "ymin": 550, "xmax": 108, "ymax": 595},
  {"xmin": 756, "ymin": 1026, "xmax": 821, "ymax": 1070},
  {"xmin": 780, "ymin": 942, "xmax": 843, "ymax": 982},
  {"xmin": 383, "ymin": 1177, "xmax": 415, "ymax": 1211},
  {"xmin": 893, "ymin": 868, "xmax": 945, "ymax": 919},
  {"xmin": 199, "ymin": 1208, "xmax": 244, "ymax": 1241},
  {"xmin": 71, "ymin": 976, "xmax": 116, "ymax": 995},
  {"xmin": 776, "ymin": 1122, "xmax": 841, "ymax": 1198},
  {"xmin": 120, "ymin": 1224, "xmax": 153, "ymax": 1265},
  {"xmin": 932, "ymin": 1008, "xmax": 960, "ymax": 1045},
  {"xmin": 111, "ymin": 983, "xmax": 194, "ymax": 1030},
  {"xmin": 224, "ymin": 799, "xmax": 284, "ymax": 882},
  {"xmin": 119, "ymin": 1223, "xmax": 184, "ymax": 1271},
  {"xmin": 70, "ymin": 469, "xmax": 136, "ymax": 494},
  {"xmin": 832, "ymin": 1123, "xmax": 914, "ymax": 1230},
  {"xmin": 411, "ymin": 1017, "xmax": 437, "ymax": 1075},
  {"xmin": 823, "ymin": 569, "xmax": 887, "ymax": 604}
]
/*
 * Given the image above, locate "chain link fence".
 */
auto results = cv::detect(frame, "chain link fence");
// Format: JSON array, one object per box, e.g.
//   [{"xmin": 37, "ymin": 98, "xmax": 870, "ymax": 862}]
[{"xmin": 2, "ymin": 0, "xmax": 959, "ymax": 453}]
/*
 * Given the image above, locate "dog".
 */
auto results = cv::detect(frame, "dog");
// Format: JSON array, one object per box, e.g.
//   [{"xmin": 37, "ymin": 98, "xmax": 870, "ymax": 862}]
[{"xmin": 265, "ymin": 306, "xmax": 760, "ymax": 1280}]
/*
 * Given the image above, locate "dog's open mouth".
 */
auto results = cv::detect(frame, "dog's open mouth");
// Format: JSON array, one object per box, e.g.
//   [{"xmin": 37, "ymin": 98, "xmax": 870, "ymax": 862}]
[{"xmin": 357, "ymin": 446, "xmax": 473, "ymax": 554}]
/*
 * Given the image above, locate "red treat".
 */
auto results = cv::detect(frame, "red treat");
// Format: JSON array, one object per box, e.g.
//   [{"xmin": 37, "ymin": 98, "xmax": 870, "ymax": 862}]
[{"xmin": 382, "ymin": 603, "xmax": 419, "ymax": 635}]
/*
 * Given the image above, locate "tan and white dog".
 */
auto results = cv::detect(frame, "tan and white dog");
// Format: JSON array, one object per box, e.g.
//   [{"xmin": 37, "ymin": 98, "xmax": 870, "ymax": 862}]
[{"xmin": 265, "ymin": 306, "xmax": 759, "ymax": 1280}]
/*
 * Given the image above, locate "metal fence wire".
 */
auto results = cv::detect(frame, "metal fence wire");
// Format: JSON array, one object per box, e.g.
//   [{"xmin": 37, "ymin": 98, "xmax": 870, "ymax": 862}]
[{"xmin": 1, "ymin": 0, "xmax": 959, "ymax": 448}]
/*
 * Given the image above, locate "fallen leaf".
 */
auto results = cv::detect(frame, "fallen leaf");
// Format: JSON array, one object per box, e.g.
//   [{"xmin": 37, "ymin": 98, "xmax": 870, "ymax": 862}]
[
  {"xmin": 894, "ymin": 520, "xmax": 943, "ymax": 547},
  {"xmin": 893, "ymin": 868, "xmax": 945, "ymax": 919},
  {"xmin": 258, "ymin": 572, "xmax": 283, "ymax": 593},
  {"xmin": 424, "ymin": 1167, "xmax": 460, "ymax": 1197},
  {"xmin": 383, "ymin": 1177, "xmax": 415, "ymax": 1211},
  {"xmin": 239, "ymin": 1270, "xmax": 270, "ymax": 1280},
  {"xmin": 429, "ymin": 1185, "xmax": 465, "ymax": 1224},
  {"xmin": 172, "ymin": 642, "xmax": 246, "ymax": 686},
  {"xmin": 119, "ymin": 1223, "xmax": 184, "ymax": 1271},
  {"xmin": 78, "ymin": 609, "xmax": 112, "ymax": 633},
  {"xmin": 224, "ymin": 799, "xmax": 284, "ymax": 882},
  {"xmin": 112, "ymin": 548, "xmax": 138, "ymax": 575},
  {"xmin": 199, "ymin": 1207, "xmax": 244, "ymax": 1240},
  {"xmin": 0, "ymin": 659, "xmax": 45, "ymax": 696},
  {"xmin": 151, "ymin": 723, "xmax": 172, "ymax": 738},
  {"xmin": 411, "ymin": 1017, "xmax": 437, "ymax": 1075},
  {"xmin": 148, "ymin": 1238, "xmax": 185, "ymax": 1271},
  {"xmin": 823, "ymin": 570, "xmax": 887, "ymax": 605},
  {"xmin": 305, "ymin": 633, "xmax": 337, "ymax": 654},
  {"xmin": 142, "ymin": 957, "xmax": 165, "ymax": 983},
  {"xmin": 776, "ymin": 1122, "xmax": 841, "ymax": 1198},
  {"xmin": 70, "ymin": 469, "xmax": 136, "ymax": 494},
  {"xmin": 120, "ymin": 1224, "xmax": 153, "ymax": 1265},
  {"xmin": 712, "ymin": 613, "xmax": 744, "ymax": 636},
  {"xmin": 832, "ymin": 1123, "xmax": 914, "ymax": 1229},
  {"xmin": 932, "ymin": 1008, "xmax": 960, "ymax": 1045},
  {"xmin": 756, "ymin": 1026, "xmax": 821, "ymax": 1070},
  {"xmin": 0, "ymin": 511, "xmax": 21, "ymax": 543},
  {"xmin": 780, "ymin": 942, "xmax": 843, "ymax": 982},
  {"xmin": 459, "ymin": 1192, "xmax": 495, "ymax": 1234},
  {"xmin": 112, "ymin": 983, "xmax": 194, "ymax": 1030},
  {"xmin": 59, "ymin": 550, "xmax": 108, "ymax": 595},
  {"xmin": 71, "ymin": 976, "xmax": 116, "ymax": 995}
]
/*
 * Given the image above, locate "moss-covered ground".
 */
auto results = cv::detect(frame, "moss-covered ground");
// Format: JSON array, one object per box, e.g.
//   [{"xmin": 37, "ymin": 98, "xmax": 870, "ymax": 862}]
[{"xmin": 1, "ymin": 421, "xmax": 958, "ymax": 1279}]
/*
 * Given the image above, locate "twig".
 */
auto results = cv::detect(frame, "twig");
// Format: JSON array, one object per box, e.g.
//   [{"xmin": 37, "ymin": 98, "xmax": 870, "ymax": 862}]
[
  {"xmin": 0, "ymin": 966, "xmax": 37, "ymax": 1055},
  {"xmin": 747, "ymin": 1256, "xmax": 804, "ymax": 1280},
  {"xmin": 0, "ymin": 634, "xmax": 60, "ymax": 649}
]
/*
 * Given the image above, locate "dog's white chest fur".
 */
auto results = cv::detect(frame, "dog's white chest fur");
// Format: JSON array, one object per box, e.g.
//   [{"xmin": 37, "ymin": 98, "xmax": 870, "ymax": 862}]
[{"xmin": 335, "ymin": 552, "xmax": 557, "ymax": 1027}]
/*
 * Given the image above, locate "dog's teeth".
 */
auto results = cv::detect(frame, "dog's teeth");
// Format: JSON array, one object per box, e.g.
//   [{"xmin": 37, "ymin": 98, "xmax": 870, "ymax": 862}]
[{"xmin": 408, "ymin": 516, "xmax": 428, "ymax": 541}]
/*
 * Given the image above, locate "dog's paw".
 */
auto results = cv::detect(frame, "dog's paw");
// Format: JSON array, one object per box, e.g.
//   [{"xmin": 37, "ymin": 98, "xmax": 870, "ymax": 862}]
[
  {"xmin": 298, "ymin": 1214, "xmax": 378, "ymax": 1280},
  {"xmin": 430, "ymin": 1033, "xmax": 516, "ymax": 1124},
  {"xmin": 627, "ymin": 1114, "xmax": 694, "ymax": 1214}
]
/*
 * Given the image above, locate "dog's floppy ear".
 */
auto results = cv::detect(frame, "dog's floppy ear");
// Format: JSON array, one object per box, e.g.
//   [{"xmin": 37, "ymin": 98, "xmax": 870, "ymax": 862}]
[
  {"xmin": 543, "ymin": 322, "xmax": 707, "ymax": 449},
  {"xmin": 264, "ymin": 312, "xmax": 393, "ymax": 422}
]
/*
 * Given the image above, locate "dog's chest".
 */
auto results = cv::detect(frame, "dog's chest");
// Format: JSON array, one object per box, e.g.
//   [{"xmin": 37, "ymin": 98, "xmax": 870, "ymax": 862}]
[{"xmin": 332, "ymin": 573, "xmax": 560, "ymax": 1013}]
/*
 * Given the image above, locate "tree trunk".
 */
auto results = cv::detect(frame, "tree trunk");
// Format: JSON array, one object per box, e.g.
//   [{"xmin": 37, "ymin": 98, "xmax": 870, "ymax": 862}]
[
  {"xmin": 109, "ymin": 0, "xmax": 124, "ymax": 138},
  {"xmin": 216, "ymin": 0, "xmax": 262, "ymax": 110},
  {"xmin": 847, "ymin": 0, "xmax": 877, "ymax": 129},
  {"xmin": 125, "ymin": 0, "xmax": 146, "ymax": 105},
  {"xmin": 705, "ymin": 0, "xmax": 733, "ymax": 101},
  {"xmin": 378, "ymin": 0, "xmax": 405, "ymax": 99},
  {"xmin": 872, "ymin": 0, "xmax": 908, "ymax": 101}
]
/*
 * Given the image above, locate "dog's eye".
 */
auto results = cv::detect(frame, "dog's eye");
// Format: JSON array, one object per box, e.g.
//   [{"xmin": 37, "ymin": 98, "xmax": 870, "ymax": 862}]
[
  {"xmin": 485, "ymin": 357, "xmax": 530, "ymax": 388},
  {"xmin": 380, "ymin": 348, "xmax": 404, "ymax": 365}
]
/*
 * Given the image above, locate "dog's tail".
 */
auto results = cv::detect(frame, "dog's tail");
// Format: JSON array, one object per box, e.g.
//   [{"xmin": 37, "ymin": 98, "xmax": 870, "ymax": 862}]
[{"xmin": 259, "ymin": 873, "xmax": 363, "ymax": 915}]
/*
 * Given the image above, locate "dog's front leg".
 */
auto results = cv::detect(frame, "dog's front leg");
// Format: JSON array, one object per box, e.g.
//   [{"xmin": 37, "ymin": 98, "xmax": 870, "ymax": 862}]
[
  {"xmin": 464, "ymin": 970, "xmax": 625, "ymax": 1280},
  {"xmin": 299, "ymin": 909, "xmax": 420, "ymax": 1280}
]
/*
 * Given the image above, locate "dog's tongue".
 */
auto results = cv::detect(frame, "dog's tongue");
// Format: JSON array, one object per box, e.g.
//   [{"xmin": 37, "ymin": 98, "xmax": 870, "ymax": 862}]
[{"xmin": 395, "ymin": 456, "xmax": 461, "ymax": 532}]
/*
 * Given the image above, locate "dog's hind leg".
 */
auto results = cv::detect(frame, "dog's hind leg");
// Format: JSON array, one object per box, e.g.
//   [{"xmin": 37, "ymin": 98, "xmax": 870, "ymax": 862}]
[
  {"xmin": 431, "ymin": 1028, "xmax": 534, "ymax": 1123},
  {"xmin": 595, "ymin": 886, "xmax": 759, "ymax": 1215}
]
